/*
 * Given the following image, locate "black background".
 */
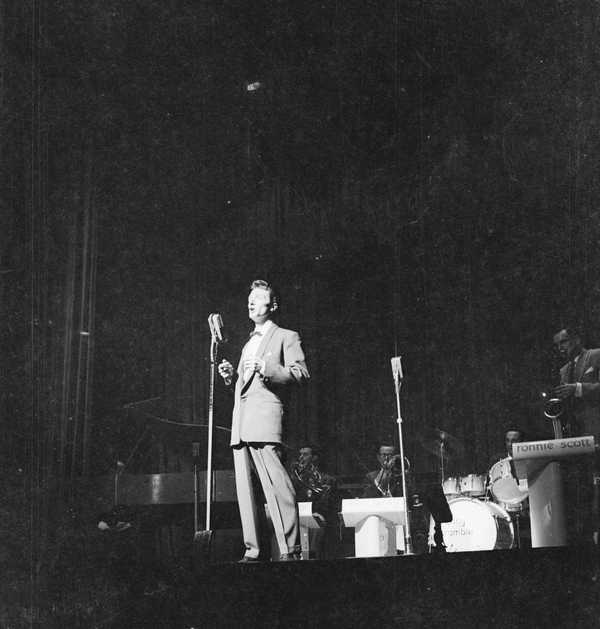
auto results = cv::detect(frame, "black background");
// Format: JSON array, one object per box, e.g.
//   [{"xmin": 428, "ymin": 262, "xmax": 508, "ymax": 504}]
[{"xmin": 3, "ymin": 1, "xmax": 600, "ymax": 621}]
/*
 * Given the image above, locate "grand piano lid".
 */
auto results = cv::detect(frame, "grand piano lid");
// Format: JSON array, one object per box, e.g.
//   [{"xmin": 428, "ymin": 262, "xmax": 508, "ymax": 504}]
[{"xmin": 139, "ymin": 413, "xmax": 231, "ymax": 444}]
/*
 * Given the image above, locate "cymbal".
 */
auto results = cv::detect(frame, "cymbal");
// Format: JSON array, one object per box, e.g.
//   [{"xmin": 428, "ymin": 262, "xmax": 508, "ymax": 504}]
[{"xmin": 418, "ymin": 427, "xmax": 465, "ymax": 460}]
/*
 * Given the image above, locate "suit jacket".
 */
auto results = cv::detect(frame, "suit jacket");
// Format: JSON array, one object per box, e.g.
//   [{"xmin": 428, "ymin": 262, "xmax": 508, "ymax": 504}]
[
  {"xmin": 230, "ymin": 323, "xmax": 309, "ymax": 446},
  {"xmin": 559, "ymin": 348, "xmax": 600, "ymax": 437},
  {"xmin": 361, "ymin": 469, "xmax": 410, "ymax": 498}
]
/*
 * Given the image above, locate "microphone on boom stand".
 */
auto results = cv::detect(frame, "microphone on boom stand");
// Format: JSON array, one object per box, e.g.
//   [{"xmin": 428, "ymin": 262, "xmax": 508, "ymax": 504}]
[
  {"xmin": 391, "ymin": 355, "xmax": 413, "ymax": 555},
  {"xmin": 209, "ymin": 313, "xmax": 232, "ymax": 385}
]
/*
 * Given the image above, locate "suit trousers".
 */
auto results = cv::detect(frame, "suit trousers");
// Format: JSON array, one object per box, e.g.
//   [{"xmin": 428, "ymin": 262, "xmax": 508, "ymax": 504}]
[{"xmin": 233, "ymin": 443, "xmax": 300, "ymax": 559}]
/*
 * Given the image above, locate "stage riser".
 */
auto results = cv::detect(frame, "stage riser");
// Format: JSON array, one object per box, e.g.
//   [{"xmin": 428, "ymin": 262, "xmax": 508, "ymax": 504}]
[{"xmin": 182, "ymin": 548, "xmax": 597, "ymax": 629}]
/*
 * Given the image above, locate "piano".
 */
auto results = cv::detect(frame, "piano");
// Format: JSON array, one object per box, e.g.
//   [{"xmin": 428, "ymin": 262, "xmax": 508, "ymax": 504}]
[{"xmin": 75, "ymin": 469, "xmax": 240, "ymax": 529}]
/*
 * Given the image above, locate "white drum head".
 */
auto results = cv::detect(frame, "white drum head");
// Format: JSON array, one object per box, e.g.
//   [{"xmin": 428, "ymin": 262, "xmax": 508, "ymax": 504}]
[
  {"xmin": 434, "ymin": 497, "xmax": 512, "ymax": 552},
  {"xmin": 489, "ymin": 458, "xmax": 528, "ymax": 505}
]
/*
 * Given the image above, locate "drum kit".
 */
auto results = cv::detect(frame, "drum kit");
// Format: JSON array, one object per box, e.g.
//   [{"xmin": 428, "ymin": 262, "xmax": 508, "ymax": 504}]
[{"xmin": 420, "ymin": 428, "xmax": 529, "ymax": 553}]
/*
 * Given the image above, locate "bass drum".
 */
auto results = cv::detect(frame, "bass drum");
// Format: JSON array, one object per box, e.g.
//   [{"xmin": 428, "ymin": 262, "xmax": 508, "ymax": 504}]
[{"xmin": 429, "ymin": 497, "xmax": 514, "ymax": 552}]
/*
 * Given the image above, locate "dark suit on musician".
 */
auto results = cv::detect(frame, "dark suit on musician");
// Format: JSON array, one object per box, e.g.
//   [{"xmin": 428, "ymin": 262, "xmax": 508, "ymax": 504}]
[
  {"xmin": 230, "ymin": 322, "xmax": 309, "ymax": 559},
  {"xmin": 559, "ymin": 348, "xmax": 600, "ymax": 541},
  {"xmin": 361, "ymin": 469, "xmax": 406, "ymax": 499},
  {"xmin": 559, "ymin": 348, "xmax": 600, "ymax": 437},
  {"xmin": 361, "ymin": 467, "xmax": 430, "ymax": 553}
]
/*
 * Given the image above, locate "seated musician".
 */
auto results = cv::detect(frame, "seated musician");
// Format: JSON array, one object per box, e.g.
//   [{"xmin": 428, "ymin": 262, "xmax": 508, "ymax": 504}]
[
  {"xmin": 488, "ymin": 426, "xmax": 530, "ymax": 549},
  {"xmin": 488, "ymin": 426, "xmax": 525, "ymax": 467},
  {"xmin": 290, "ymin": 443, "xmax": 339, "ymax": 558},
  {"xmin": 362, "ymin": 443, "xmax": 428, "ymax": 554},
  {"xmin": 362, "ymin": 444, "xmax": 407, "ymax": 499}
]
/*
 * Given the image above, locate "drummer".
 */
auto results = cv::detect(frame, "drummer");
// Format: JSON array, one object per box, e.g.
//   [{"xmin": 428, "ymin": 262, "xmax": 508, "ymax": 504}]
[
  {"xmin": 488, "ymin": 427, "xmax": 525, "ymax": 467},
  {"xmin": 488, "ymin": 426, "xmax": 530, "ymax": 549}
]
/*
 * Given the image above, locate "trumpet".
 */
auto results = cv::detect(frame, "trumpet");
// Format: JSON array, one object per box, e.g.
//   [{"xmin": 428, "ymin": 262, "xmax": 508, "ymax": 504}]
[{"xmin": 380, "ymin": 453, "xmax": 411, "ymax": 470}]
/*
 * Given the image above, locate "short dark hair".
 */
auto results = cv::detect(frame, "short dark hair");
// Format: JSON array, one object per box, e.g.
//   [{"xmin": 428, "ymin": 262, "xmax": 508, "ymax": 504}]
[
  {"xmin": 555, "ymin": 326, "xmax": 581, "ymax": 340},
  {"xmin": 249, "ymin": 279, "xmax": 279, "ymax": 310},
  {"xmin": 298, "ymin": 443, "xmax": 320, "ymax": 457},
  {"xmin": 505, "ymin": 426, "xmax": 525, "ymax": 439}
]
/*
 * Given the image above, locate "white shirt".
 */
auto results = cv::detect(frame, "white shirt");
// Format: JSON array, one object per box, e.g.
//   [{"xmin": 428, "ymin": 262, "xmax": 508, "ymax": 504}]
[
  {"xmin": 242, "ymin": 319, "xmax": 273, "ymax": 382},
  {"xmin": 572, "ymin": 353, "xmax": 583, "ymax": 398}
]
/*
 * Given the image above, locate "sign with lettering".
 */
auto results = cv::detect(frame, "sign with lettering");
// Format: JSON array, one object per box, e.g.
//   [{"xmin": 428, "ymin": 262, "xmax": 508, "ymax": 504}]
[{"xmin": 512, "ymin": 436, "xmax": 596, "ymax": 461}]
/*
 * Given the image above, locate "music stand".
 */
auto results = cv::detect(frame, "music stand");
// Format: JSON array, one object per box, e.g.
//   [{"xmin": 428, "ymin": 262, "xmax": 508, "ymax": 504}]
[
  {"xmin": 341, "ymin": 497, "xmax": 406, "ymax": 557},
  {"xmin": 298, "ymin": 501, "xmax": 326, "ymax": 559}
]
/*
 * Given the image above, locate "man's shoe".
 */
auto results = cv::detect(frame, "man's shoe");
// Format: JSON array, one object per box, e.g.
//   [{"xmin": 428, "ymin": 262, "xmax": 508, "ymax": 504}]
[
  {"xmin": 238, "ymin": 556, "xmax": 260, "ymax": 563},
  {"xmin": 279, "ymin": 552, "xmax": 301, "ymax": 561}
]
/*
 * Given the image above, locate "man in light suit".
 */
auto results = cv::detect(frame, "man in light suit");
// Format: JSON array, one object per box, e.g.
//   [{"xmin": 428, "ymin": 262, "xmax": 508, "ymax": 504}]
[{"xmin": 218, "ymin": 280, "xmax": 309, "ymax": 562}]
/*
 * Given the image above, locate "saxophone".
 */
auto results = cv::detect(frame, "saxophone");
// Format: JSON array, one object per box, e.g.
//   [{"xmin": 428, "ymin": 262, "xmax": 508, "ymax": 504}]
[{"xmin": 292, "ymin": 461, "xmax": 329, "ymax": 499}]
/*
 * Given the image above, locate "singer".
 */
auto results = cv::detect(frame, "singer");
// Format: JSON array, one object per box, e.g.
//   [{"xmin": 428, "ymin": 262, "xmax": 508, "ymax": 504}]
[{"xmin": 218, "ymin": 279, "xmax": 310, "ymax": 562}]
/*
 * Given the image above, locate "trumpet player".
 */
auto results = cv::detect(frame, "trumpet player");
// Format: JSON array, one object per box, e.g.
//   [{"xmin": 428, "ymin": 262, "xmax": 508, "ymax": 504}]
[
  {"xmin": 362, "ymin": 444, "xmax": 409, "ymax": 499},
  {"xmin": 361, "ymin": 443, "xmax": 428, "ymax": 553}
]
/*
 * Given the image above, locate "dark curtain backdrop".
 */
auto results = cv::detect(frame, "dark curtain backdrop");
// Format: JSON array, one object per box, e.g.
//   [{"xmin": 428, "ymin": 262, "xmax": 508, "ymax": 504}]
[{"xmin": 4, "ymin": 0, "xmax": 600, "ymax": 495}]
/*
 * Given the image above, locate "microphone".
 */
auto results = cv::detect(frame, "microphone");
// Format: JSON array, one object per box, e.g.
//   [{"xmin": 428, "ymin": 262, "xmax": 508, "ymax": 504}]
[
  {"xmin": 391, "ymin": 356, "xmax": 403, "ymax": 382},
  {"xmin": 208, "ymin": 313, "xmax": 226, "ymax": 343},
  {"xmin": 208, "ymin": 314, "xmax": 232, "ymax": 384}
]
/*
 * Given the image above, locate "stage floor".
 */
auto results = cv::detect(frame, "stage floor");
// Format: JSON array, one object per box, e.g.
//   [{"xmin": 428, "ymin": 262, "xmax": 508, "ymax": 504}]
[{"xmin": 41, "ymin": 540, "xmax": 600, "ymax": 628}]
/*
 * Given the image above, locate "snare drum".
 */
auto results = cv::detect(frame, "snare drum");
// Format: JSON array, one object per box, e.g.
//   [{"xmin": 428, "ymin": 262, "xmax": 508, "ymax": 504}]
[
  {"xmin": 489, "ymin": 457, "xmax": 528, "ymax": 506},
  {"xmin": 459, "ymin": 473, "xmax": 486, "ymax": 497},
  {"xmin": 429, "ymin": 497, "xmax": 514, "ymax": 552},
  {"xmin": 442, "ymin": 476, "xmax": 461, "ymax": 498}
]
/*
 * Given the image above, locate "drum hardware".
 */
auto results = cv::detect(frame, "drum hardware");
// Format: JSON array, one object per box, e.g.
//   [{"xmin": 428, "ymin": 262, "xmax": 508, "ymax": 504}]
[
  {"xmin": 418, "ymin": 428, "xmax": 465, "ymax": 484},
  {"xmin": 418, "ymin": 427, "xmax": 463, "ymax": 554}
]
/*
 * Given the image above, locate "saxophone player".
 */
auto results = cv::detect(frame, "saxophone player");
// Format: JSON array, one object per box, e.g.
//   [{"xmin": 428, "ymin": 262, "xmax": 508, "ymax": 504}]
[
  {"xmin": 552, "ymin": 326, "xmax": 600, "ymax": 544},
  {"xmin": 291, "ymin": 444, "xmax": 336, "ymax": 502},
  {"xmin": 290, "ymin": 443, "xmax": 339, "ymax": 559}
]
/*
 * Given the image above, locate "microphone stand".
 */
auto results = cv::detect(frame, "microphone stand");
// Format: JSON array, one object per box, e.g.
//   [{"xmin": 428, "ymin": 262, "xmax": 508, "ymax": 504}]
[
  {"xmin": 391, "ymin": 356, "xmax": 413, "ymax": 555},
  {"xmin": 439, "ymin": 435, "xmax": 445, "ymax": 483},
  {"xmin": 194, "ymin": 316, "xmax": 221, "ymax": 551}
]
